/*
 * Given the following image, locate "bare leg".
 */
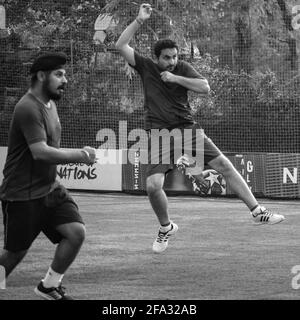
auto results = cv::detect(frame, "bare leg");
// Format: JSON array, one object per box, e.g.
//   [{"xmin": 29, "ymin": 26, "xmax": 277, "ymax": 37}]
[
  {"xmin": 0, "ymin": 249, "xmax": 28, "ymax": 277},
  {"xmin": 50, "ymin": 222, "xmax": 85, "ymax": 274},
  {"xmin": 208, "ymin": 155, "xmax": 258, "ymax": 210},
  {"xmin": 146, "ymin": 173, "xmax": 170, "ymax": 226}
]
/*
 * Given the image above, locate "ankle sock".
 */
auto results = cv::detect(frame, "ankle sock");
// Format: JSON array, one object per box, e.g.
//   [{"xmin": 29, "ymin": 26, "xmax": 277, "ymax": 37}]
[
  {"xmin": 42, "ymin": 267, "xmax": 64, "ymax": 288},
  {"xmin": 251, "ymin": 205, "xmax": 264, "ymax": 216},
  {"xmin": 160, "ymin": 223, "xmax": 172, "ymax": 232}
]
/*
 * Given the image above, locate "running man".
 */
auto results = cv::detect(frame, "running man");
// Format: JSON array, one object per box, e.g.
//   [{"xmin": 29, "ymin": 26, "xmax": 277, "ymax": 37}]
[
  {"xmin": 0, "ymin": 52, "xmax": 97, "ymax": 299},
  {"xmin": 115, "ymin": 3, "xmax": 285, "ymax": 253}
]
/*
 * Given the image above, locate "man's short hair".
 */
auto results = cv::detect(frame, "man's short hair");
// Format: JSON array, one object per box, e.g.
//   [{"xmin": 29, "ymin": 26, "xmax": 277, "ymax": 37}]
[
  {"xmin": 30, "ymin": 52, "xmax": 67, "ymax": 74},
  {"xmin": 153, "ymin": 39, "xmax": 179, "ymax": 58}
]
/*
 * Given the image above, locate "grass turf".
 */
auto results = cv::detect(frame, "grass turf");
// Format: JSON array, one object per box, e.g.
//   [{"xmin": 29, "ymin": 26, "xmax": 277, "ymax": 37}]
[{"xmin": 0, "ymin": 192, "xmax": 299, "ymax": 300}]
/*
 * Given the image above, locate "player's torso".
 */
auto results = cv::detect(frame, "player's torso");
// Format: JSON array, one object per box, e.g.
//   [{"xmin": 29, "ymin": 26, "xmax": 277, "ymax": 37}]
[
  {"xmin": 0, "ymin": 95, "xmax": 61, "ymax": 200},
  {"xmin": 141, "ymin": 60, "xmax": 193, "ymax": 129}
]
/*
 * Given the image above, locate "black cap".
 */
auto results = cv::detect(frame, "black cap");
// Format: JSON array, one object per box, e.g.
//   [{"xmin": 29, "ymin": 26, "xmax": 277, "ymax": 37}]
[{"xmin": 30, "ymin": 52, "xmax": 67, "ymax": 74}]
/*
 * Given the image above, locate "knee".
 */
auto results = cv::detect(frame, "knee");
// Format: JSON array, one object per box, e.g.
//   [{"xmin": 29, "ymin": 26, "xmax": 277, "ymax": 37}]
[
  {"xmin": 68, "ymin": 224, "xmax": 86, "ymax": 247},
  {"xmin": 146, "ymin": 177, "xmax": 164, "ymax": 195}
]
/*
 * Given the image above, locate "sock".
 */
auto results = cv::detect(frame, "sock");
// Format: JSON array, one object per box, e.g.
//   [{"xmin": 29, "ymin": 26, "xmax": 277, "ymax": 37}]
[
  {"xmin": 160, "ymin": 222, "xmax": 171, "ymax": 232},
  {"xmin": 59, "ymin": 274, "xmax": 64, "ymax": 283},
  {"xmin": 251, "ymin": 205, "xmax": 264, "ymax": 216},
  {"xmin": 42, "ymin": 267, "xmax": 64, "ymax": 288}
]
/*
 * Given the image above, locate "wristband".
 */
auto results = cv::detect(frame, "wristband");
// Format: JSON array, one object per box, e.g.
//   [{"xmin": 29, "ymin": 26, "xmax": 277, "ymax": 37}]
[{"xmin": 135, "ymin": 18, "xmax": 144, "ymax": 26}]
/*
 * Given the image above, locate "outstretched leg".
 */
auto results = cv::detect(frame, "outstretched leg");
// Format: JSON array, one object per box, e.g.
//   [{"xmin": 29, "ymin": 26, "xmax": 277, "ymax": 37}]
[
  {"xmin": 208, "ymin": 154, "xmax": 285, "ymax": 224},
  {"xmin": 208, "ymin": 155, "xmax": 258, "ymax": 210}
]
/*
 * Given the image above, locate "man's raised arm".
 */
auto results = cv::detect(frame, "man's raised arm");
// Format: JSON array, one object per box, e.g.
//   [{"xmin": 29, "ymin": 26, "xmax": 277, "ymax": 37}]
[{"xmin": 115, "ymin": 3, "xmax": 152, "ymax": 66}]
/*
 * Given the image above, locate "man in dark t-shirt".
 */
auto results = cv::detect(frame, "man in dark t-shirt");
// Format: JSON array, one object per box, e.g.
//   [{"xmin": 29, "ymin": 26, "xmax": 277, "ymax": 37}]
[
  {"xmin": 133, "ymin": 50, "xmax": 201, "ymax": 129},
  {"xmin": 116, "ymin": 3, "xmax": 285, "ymax": 254},
  {"xmin": 0, "ymin": 52, "xmax": 97, "ymax": 299}
]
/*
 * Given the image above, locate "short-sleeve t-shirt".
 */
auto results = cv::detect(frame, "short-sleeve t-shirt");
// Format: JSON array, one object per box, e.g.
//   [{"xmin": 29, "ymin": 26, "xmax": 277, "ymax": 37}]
[
  {"xmin": 0, "ymin": 92, "xmax": 61, "ymax": 201},
  {"xmin": 132, "ymin": 51, "xmax": 205, "ymax": 130}
]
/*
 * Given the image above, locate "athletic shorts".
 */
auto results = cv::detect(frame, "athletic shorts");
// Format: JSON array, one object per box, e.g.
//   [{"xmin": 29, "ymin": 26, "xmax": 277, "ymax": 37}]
[
  {"xmin": 1, "ymin": 184, "xmax": 84, "ymax": 252},
  {"xmin": 146, "ymin": 123, "xmax": 222, "ymax": 177}
]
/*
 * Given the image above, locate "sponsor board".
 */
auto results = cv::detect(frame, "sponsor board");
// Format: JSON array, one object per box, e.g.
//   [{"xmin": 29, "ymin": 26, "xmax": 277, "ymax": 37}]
[
  {"xmin": 0, "ymin": 147, "xmax": 122, "ymax": 191},
  {"xmin": 121, "ymin": 151, "xmax": 300, "ymax": 198},
  {"xmin": 265, "ymin": 153, "xmax": 300, "ymax": 198},
  {"xmin": 57, "ymin": 149, "xmax": 123, "ymax": 191},
  {"xmin": 2, "ymin": 146, "xmax": 300, "ymax": 197}
]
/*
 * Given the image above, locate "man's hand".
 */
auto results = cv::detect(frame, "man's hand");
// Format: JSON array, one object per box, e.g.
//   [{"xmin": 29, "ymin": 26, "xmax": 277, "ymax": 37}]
[
  {"xmin": 137, "ymin": 3, "xmax": 152, "ymax": 22},
  {"xmin": 160, "ymin": 71, "xmax": 178, "ymax": 83},
  {"xmin": 176, "ymin": 154, "xmax": 191, "ymax": 173},
  {"xmin": 81, "ymin": 146, "xmax": 97, "ymax": 164}
]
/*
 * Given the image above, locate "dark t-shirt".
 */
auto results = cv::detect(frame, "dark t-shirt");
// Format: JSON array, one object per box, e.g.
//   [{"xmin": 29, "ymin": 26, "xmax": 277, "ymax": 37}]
[
  {"xmin": 132, "ymin": 51, "xmax": 205, "ymax": 129},
  {"xmin": 0, "ymin": 92, "xmax": 61, "ymax": 201}
]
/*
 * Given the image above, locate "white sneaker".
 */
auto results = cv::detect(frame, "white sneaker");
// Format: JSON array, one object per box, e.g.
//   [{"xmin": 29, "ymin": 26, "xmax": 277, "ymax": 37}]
[
  {"xmin": 251, "ymin": 207, "xmax": 285, "ymax": 225},
  {"xmin": 152, "ymin": 222, "xmax": 178, "ymax": 253}
]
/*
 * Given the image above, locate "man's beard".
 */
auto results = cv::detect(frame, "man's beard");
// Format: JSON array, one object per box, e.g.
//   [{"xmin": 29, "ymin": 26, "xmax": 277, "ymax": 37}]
[{"xmin": 43, "ymin": 80, "xmax": 64, "ymax": 100}]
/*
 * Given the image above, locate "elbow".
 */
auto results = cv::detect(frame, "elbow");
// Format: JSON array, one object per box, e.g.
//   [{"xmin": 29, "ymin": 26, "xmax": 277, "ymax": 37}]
[
  {"xmin": 203, "ymin": 83, "xmax": 210, "ymax": 94},
  {"xmin": 31, "ymin": 151, "xmax": 44, "ymax": 161},
  {"xmin": 115, "ymin": 42, "xmax": 131, "ymax": 55},
  {"xmin": 115, "ymin": 40, "xmax": 123, "ymax": 51},
  {"xmin": 29, "ymin": 142, "xmax": 52, "ymax": 162},
  {"xmin": 30, "ymin": 148, "xmax": 48, "ymax": 162},
  {"xmin": 115, "ymin": 41, "xmax": 120, "ymax": 51},
  {"xmin": 31, "ymin": 153, "xmax": 38, "ymax": 161},
  {"xmin": 199, "ymin": 81, "xmax": 210, "ymax": 94}
]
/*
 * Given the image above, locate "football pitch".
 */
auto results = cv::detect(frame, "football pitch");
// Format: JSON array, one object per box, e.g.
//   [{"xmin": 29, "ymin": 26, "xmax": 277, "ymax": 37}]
[{"xmin": 0, "ymin": 192, "xmax": 299, "ymax": 300}]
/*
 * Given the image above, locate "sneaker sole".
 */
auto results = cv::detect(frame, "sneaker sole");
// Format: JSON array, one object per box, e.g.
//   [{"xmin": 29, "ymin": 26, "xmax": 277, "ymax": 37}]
[
  {"xmin": 153, "ymin": 245, "xmax": 168, "ymax": 253},
  {"xmin": 253, "ymin": 217, "xmax": 285, "ymax": 226}
]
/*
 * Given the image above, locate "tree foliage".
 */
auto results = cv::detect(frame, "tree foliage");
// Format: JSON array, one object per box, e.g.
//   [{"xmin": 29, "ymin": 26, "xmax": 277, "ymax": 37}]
[{"xmin": 1, "ymin": 0, "xmax": 300, "ymax": 152}]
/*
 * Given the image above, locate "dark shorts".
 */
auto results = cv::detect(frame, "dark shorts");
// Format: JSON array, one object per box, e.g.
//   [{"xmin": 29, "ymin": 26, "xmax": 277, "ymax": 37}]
[
  {"xmin": 146, "ymin": 123, "xmax": 222, "ymax": 177},
  {"xmin": 1, "ymin": 184, "xmax": 84, "ymax": 252}
]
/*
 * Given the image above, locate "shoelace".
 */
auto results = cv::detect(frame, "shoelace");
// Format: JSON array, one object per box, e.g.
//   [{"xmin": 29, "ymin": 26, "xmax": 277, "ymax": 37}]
[
  {"xmin": 156, "ymin": 225, "xmax": 173, "ymax": 243},
  {"xmin": 156, "ymin": 232, "xmax": 170, "ymax": 243},
  {"xmin": 57, "ymin": 285, "xmax": 67, "ymax": 294}
]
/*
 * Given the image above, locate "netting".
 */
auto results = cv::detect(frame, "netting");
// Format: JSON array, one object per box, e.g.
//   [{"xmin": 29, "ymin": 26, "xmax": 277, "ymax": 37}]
[{"xmin": 1, "ymin": 0, "xmax": 300, "ymax": 153}]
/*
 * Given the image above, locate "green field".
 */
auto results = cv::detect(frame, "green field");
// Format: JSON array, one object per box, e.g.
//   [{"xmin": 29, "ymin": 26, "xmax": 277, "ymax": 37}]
[{"xmin": 0, "ymin": 192, "xmax": 299, "ymax": 300}]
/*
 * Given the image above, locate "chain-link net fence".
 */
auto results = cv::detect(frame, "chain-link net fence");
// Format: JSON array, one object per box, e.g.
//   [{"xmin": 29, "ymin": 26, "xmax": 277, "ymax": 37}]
[{"xmin": 1, "ymin": 0, "xmax": 300, "ymax": 153}]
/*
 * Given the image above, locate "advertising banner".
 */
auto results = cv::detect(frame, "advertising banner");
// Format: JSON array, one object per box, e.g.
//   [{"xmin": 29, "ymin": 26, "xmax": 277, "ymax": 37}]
[
  {"xmin": 57, "ymin": 149, "xmax": 123, "ymax": 191},
  {"xmin": 2, "ymin": 146, "xmax": 300, "ymax": 198},
  {"xmin": 0, "ymin": 147, "xmax": 123, "ymax": 191},
  {"xmin": 122, "ymin": 149, "xmax": 228, "ymax": 196},
  {"xmin": 265, "ymin": 153, "xmax": 300, "ymax": 198},
  {"xmin": 226, "ymin": 153, "xmax": 266, "ymax": 196},
  {"xmin": 121, "ymin": 151, "xmax": 300, "ymax": 198}
]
